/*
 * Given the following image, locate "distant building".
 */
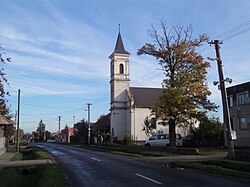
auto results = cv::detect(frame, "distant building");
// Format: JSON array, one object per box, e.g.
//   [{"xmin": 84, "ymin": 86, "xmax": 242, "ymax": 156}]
[
  {"xmin": 227, "ymin": 81, "xmax": 250, "ymax": 147},
  {"xmin": 61, "ymin": 127, "xmax": 75, "ymax": 143},
  {"xmin": 109, "ymin": 31, "xmax": 198, "ymax": 142}
]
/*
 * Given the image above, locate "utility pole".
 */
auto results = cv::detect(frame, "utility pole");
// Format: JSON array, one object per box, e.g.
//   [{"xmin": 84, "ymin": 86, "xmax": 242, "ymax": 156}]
[
  {"xmin": 208, "ymin": 40, "xmax": 235, "ymax": 159},
  {"xmin": 86, "ymin": 103, "xmax": 92, "ymax": 145},
  {"xmin": 16, "ymin": 89, "xmax": 20, "ymax": 153},
  {"xmin": 73, "ymin": 116, "xmax": 75, "ymax": 127},
  {"xmin": 58, "ymin": 116, "xmax": 61, "ymax": 133}
]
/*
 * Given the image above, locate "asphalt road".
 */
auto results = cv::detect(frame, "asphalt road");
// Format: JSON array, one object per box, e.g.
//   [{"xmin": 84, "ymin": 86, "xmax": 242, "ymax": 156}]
[{"xmin": 35, "ymin": 143, "xmax": 250, "ymax": 187}]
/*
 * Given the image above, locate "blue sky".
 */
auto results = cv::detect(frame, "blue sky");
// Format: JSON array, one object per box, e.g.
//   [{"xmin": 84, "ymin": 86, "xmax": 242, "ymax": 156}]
[{"xmin": 0, "ymin": 0, "xmax": 249, "ymax": 133}]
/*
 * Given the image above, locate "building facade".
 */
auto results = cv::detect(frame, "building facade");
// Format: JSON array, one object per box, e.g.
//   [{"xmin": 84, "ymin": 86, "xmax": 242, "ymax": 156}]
[{"xmin": 227, "ymin": 81, "xmax": 250, "ymax": 147}]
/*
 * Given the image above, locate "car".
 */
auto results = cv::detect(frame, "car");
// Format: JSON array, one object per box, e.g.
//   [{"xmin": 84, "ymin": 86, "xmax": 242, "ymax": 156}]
[
  {"xmin": 144, "ymin": 133, "xmax": 182, "ymax": 147},
  {"xmin": 47, "ymin": 139, "xmax": 56, "ymax": 143}
]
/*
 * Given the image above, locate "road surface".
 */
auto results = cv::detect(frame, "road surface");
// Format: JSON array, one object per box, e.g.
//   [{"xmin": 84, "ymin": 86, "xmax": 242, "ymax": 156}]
[{"xmin": 35, "ymin": 143, "xmax": 250, "ymax": 187}]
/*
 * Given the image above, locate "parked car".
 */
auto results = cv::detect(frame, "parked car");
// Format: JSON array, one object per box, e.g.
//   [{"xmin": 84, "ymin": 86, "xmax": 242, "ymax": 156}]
[
  {"xmin": 47, "ymin": 139, "xmax": 56, "ymax": 143},
  {"xmin": 145, "ymin": 134, "xmax": 182, "ymax": 147}
]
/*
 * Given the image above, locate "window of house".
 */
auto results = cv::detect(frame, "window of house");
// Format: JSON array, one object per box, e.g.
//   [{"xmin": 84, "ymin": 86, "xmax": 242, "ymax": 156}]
[
  {"xmin": 237, "ymin": 91, "xmax": 249, "ymax": 106},
  {"xmin": 227, "ymin": 95, "xmax": 233, "ymax": 108},
  {"xmin": 239, "ymin": 116, "xmax": 250, "ymax": 130},
  {"xmin": 119, "ymin": 63, "xmax": 124, "ymax": 74}
]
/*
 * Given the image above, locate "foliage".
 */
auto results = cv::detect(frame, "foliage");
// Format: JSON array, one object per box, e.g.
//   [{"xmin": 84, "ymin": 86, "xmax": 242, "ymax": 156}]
[
  {"xmin": 142, "ymin": 116, "xmax": 156, "ymax": 137},
  {"xmin": 190, "ymin": 116, "xmax": 223, "ymax": 147},
  {"xmin": 92, "ymin": 114, "xmax": 110, "ymax": 135},
  {"xmin": 36, "ymin": 120, "xmax": 46, "ymax": 142},
  {"xmin": 123, "ymin": 135, "xmax": 133, "ymax": 145},
  {"xmin": 138, "ymin": 21, "xmax": 217, "ymax": 147},
  {"xmin": 173, "ymin": 161, "xmax": 250, "ymax": 180},
  {"xmin": 0, "ymin": 46, "xmax": 11, "ymax": 119},
  {"xmin": 45, "ymin": 130, "xmax": 51, "ymax": 141},
  {"xmin": 0, "ymin": 164, "xmax": 69, "ymax": 187},
  {"xmin": 72, "ymin": 119, "xmax": 88, "ymax": 144},
  {"xmin": 4, "ymin": 125, "xmax": 15, "ymax": 139},
  {"xmin": 11, "ymin": 146, "xmax": 50, "ymax": 161},
  {"xmin": 31, "ymin": 131, "xmax": 38, "ymax": 142}
]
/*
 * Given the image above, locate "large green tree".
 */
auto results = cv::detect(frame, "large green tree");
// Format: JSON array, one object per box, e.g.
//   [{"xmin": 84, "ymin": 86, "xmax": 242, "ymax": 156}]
[{"xmin": 138, "ymin": 22, "xmax": 217, "ymax": 147}]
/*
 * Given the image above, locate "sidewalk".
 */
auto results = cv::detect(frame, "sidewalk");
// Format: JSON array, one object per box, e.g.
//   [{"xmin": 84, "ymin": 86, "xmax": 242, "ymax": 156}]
[{"xmin": 0, "ymin": 146, "xmax": 52, "ymax": 169}]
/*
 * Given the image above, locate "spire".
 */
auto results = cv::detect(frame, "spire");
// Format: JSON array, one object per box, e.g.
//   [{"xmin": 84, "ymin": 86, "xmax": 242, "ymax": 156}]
[{"xmin": 113, "ymin": 26, "xmax": 130, "ymax": 55}]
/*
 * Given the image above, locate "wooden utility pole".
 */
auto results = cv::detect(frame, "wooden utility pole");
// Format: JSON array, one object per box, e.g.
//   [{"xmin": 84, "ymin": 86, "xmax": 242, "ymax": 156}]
[
  {"xmin": 86, "ymin": 103, "xmax": 92, "ymax": 145},
  {"xmin": 209, "ymin": 40, "xmax": 235, "ymax": 159},
  {"xmin": 16, "ymin": 89, "xmax": 20, "ymax": 153},
  {"xmin": 58, "ymin": 116, "xmax": 61, "ymax": 133}
]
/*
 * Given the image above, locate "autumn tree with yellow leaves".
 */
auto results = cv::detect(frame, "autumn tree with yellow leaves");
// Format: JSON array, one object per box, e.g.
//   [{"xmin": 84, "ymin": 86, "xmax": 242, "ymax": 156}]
[{"xmin": 138, "ymin": 22, "xmax": 217, "ymax": 147}]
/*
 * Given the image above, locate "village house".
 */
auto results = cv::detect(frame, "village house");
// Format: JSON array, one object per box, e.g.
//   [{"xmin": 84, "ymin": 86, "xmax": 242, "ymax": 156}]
[
  {"xmin": 227, "ymin": 81, "xmax": 250, "ymax": 147},
  {"xmin": 0, "ymin": 115, "xmax": 13, "ymax": 155}
]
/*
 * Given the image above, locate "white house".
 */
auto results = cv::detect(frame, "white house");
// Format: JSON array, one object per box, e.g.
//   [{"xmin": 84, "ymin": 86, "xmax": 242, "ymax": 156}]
[{"xmin": 109, "ymin": 31, "xmax": 196, "ymax": 142}]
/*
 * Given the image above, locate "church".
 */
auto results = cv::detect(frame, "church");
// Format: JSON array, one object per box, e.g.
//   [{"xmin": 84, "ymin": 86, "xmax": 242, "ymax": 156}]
[{"xmin": 109, "ymin": 31, "xmax": 173, "ymax": 142}]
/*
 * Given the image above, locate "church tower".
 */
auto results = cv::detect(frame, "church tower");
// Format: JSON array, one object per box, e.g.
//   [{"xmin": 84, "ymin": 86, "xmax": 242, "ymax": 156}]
[{"xmin": 109, "ymin": 31, "xmax": 130, "ymax": 141}]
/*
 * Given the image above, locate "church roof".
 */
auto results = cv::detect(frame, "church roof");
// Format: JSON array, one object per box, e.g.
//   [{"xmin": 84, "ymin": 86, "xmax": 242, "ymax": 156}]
[
  {"xmin": 129, "ymin": 87, "xmax": 164, "ymax": 108},
  {"xmin": 113, "ymin": 32, "xmax": 130, "ymax": 55}
]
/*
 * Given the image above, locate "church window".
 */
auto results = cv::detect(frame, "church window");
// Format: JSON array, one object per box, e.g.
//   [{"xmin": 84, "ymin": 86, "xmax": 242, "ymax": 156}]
[{"xmin": 119, "ymin": 63, "xmax": 124, "ymax": 74}]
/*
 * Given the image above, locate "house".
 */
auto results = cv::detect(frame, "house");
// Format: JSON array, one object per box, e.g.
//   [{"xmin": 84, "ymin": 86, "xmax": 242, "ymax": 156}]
[
  {"xmin": 227, "ymin": 81, "xmax": 250, "ymax": 147},
  {"xmin": 109, "ymin": 31, "xmax": 198, "ymax": 143},
  {"xmin": 0, "ymin": 115, "xmax": 13, "ymax": 155},
  {"xmin": 61, "ymin": 127, "xmax": 75, "ymax": 143}
]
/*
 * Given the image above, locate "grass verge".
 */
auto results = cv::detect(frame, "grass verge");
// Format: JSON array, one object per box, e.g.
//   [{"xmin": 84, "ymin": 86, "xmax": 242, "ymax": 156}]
[
  {"xmin": 173, "ymin": 160, "xmax": 250, "ymax": 179},
  {"xmin": 65, "ymin": 143, "xmax": 179, "ymax": 157},
  {"xmin": 11, "ymin": 146, "xmax": 50, "ymax": 161},
  {"xmin": 0, "ymin": 164, "xmax": 69, "ymax": 187}
]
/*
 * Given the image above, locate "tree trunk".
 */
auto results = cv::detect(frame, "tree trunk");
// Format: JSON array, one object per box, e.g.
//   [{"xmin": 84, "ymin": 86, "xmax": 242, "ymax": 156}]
[{"xmin": 169, "ymin": 118, "xmax": 176, "ymax": 148}]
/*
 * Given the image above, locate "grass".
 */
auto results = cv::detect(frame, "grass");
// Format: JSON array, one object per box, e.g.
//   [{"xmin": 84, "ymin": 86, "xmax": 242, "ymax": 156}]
[
  {"xmin": 173, "ymin": 160, "xmax": 250, "ymax": 179},
  {"xmin": 0, "ymin": 164, "xmax": 69, "ymax": 187},
  {"xmin": 11, "ymin": 146, "xmax": 50, "ymax": 161},
  {"xmin": 71, "ymin": 144, "xmax": 179, "ymax": 157}
]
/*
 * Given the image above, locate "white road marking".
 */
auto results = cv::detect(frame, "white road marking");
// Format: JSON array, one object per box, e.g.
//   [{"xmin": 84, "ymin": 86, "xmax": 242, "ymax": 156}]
[
  {"xmin": 91, "ymin": 157, "xmax": 101, "ymax": 162},
  {"xmin": 135, "ymin": 173, "xmax": 162, "ymax": 185}
]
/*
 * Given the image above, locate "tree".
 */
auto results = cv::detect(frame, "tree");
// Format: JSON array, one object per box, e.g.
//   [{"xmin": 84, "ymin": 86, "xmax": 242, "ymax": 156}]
[
  {"xmin": 73, "ymin": 119, "xmax": 88, "ymax": 144},
  {"xmin": 190, "ymin": 116, "xmax": 223, "ymax": 147},
  {"xmin": 142, "ymin": 116, "xmax": 157, "ymax": 137},
  {"xmin": 92, "ymin": 114, "xmax": 110, "ymax": 145},
  {"xmin": 45, "ymin": 130, "xmax": 51, "ymax": 141},
  {"xmin": 138, "ymin": 22, "xmax": 217, "ymax": 148},
  {"xmin": 4, "ymin": 125, "xmax": 15, "ymax": 147},
  {"xmin": 0, "ymin": 46, "xmax": 11, "ymax": 119},
  {"xmin": 92, "ymin": 114, "xmax": 110, "ymax": 135},
  {"xmin": 36, "ymin": 119, "xmax": 46, "ymax": 142}
]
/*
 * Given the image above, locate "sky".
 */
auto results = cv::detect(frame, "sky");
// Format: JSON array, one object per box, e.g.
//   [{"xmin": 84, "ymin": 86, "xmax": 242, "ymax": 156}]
[{"xmin": 0, "ymin": 0, "xmax": 249, "ymax": 133}]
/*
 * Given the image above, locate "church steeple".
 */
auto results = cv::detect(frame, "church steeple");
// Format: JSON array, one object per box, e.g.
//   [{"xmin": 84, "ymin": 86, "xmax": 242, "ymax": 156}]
[
  {"xmin": 109, "ymin": 28, "xmax": 130, "ymax": 142},
  {"xmin": 113, "ymin": 32, "xmax": 130, "ymax": 55}
]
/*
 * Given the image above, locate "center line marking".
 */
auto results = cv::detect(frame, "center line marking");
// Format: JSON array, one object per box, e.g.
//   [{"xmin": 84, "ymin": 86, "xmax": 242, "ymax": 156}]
[
  {"xmin": 135, "ymin": 173, "xmax": 162, "ymax": 185},
  {"xmin": 91, "ymin": 157, "xmax": 101, "ymax": 162}
]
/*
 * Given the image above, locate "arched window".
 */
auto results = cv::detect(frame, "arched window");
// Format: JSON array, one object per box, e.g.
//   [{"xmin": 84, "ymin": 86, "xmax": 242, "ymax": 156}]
[{"xmin": 119, "ymin": 63, "xmax": 124, "ymax": 74}]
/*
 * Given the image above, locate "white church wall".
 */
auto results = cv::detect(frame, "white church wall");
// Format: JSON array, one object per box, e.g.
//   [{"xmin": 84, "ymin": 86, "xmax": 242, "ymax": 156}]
[
  {"xmin": 111, "ymin": 109, "xmax": 129, "ymax": 141},
  {"xmin": 132, "ymin": 108, "xmax": 169, "ymax": 142},
  {"xmin": 133, "ymin": 108, "xmax": 151, "ymax": 141}
]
